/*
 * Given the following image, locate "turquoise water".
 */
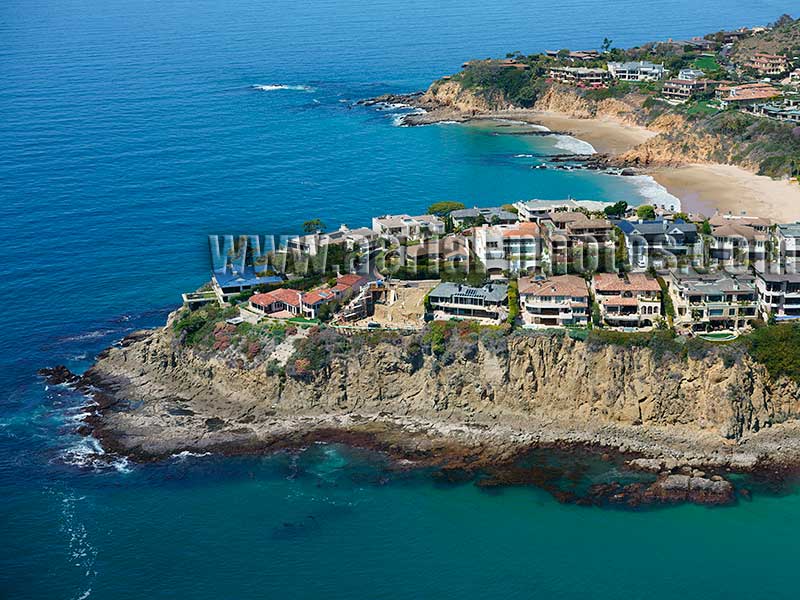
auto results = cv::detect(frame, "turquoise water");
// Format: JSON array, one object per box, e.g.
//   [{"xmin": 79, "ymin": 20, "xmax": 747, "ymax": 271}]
[{"xmin": 3, "ymin": 1, "xmax": 800, "ymax": 597}]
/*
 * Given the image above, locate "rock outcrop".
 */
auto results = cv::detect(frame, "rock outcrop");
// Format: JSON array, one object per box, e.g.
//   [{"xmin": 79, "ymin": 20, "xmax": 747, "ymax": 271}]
[{"xmin": 69, "ymin": 323, "xmax": 800, "ymax": 472}]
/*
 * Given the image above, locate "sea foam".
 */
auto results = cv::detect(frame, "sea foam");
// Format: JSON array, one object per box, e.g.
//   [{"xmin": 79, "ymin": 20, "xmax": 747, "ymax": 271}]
[
  {"xmin": 552, "ymin": 134, "xmax": 596, "ymax": 155},
  {"xmin": 251, "ymin": 84, "xmax": 315, "ymax": 92},
  {"xmin": 629, "ymin": 175, "xmax": 682, "ymax": 212}
]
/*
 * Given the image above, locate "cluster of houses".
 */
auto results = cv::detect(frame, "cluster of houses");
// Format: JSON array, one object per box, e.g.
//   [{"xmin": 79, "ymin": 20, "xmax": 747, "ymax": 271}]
[
  {"xmin": 408, "ymin": 201, "xmax": 800, "ymax": 333},
  {"xmin": 199, "ymin": 198, "xmax": 800, "ymax": 333},
  {"xmin": 539, "ymin": 23, "xmax": 799, "ymax": 124}
]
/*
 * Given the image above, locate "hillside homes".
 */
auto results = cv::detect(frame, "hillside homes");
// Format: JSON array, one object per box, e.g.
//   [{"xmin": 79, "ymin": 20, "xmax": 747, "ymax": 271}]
[
  {"xmin": 371, "ymin": 214, "xmax": 445, "ymax": 241},
  {"xmin": 591, "ymin": 273, "xmax": 662, "ymax": 328},
  {"xmin": 427, "ymin": 282, "xmax": 508, "ymax": 322},
  {"xmin": 745, "ymin": 53, "xmax": 789, "ymax": 76},
  {"xmin": 518, "ymin": 274, "xmax": 590, "ymax": 327},
  {"xmin": 615, "ymin": 219, "xmax": 701, "ymax": 270},
  {"xmin": 667, "ymin": 270, "xmax": 757, "ymax": 331},
  {"xmin": 607, "ymin": 61, "xmax": 666, "ymax": 81}
]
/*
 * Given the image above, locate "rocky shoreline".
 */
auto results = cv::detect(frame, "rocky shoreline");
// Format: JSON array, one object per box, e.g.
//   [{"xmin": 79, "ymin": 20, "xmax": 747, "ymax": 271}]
[
  {"xmin": 38, "ymin": 323, "xmax": 800, "ymax": 508},
  {"xmin": 359, "ymin": 93, "xmax": 648, "ymax": 177}
]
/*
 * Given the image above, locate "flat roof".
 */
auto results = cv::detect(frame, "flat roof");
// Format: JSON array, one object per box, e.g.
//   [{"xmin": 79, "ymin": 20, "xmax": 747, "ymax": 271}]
[{"xmin": 429, "ymin": 282, "xmax": 508, "ymax": 303}]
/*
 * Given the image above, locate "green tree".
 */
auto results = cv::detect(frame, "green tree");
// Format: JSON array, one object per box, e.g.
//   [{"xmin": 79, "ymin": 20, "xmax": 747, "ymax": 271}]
[
  {"xmin": 427, "ymin": 201, "xmax": 466, "ymax": 216},
  {"xmin": 602, "ymin": 37, "xmax": 613, "ymax": 53},
  {"xmin": 501, "ymin": 203, "xmax": 518, "ymax": 214},
  {"xmin": 636, "ymin": 205, "xmax": 656, "ymax": 220},
  {"xmin": 701, "ymin": 219, "xmax": 712, "ymax": 235},
  {"xmin": 506, "ymin": 279, "xmax": 520, "ymax": 326},
  {"xmin": 603, "ymin": 200, "xmax": 628, "ymax": 218},
  {"xmin": 302, "ymin": 219, "xmax": 326, "ymax": 233}
]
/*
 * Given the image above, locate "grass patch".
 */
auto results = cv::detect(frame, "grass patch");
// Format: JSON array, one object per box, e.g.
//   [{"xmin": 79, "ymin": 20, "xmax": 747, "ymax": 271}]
[
  {"xmin": 693, "ymin": 55, "xmax": 721, "ymax": 72},
  {"xmin": 684, "ymin": 100, "xmax": 718, "ymax": 118},
  {"xmin": 742, "ymin": 323, "xmax": 800, "ymax": 383}
]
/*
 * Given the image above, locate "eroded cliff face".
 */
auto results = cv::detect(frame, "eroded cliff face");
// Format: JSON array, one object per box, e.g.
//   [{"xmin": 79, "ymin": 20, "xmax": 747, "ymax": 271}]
[
  {"xmin": 85, "ymin": 325, "xmax": 800, "ymax": 463},
  {"xmin": 422, "ymin": 79, "xmax": 508, "ymax": 113},
  {"xmin": 532, "ymin": 86, "xmax": 645, "ymax": 126}
]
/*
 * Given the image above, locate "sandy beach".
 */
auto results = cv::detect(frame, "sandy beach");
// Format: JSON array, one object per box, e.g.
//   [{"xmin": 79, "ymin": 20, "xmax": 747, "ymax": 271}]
[
  {"xmin": 465, "ymin": 109, "xmax": 655, "ymax": 155},
  {"xmin": 652, "ymin": 164, "xmax": 800, "ymax": 222},
  {"xmin": 498, "ymin": 110, "xmax": 800, "ymax": 222}
]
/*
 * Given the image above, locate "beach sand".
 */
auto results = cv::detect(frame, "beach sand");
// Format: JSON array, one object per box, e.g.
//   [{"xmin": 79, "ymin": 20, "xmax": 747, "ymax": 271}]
[
  {"xmin": 479, "ymin": 110, "xmax": 657, "ymax": 155},
  {"xmin": 499, "ymin": 111, "xmax": 800, "ymax": 222},
  {"xmin": 652, "ymin": 164, "xmax": 800, "ymax": 222},
  {"xmin": 412, "ymin": 104, "xmax": 800, "ymax": 222}
]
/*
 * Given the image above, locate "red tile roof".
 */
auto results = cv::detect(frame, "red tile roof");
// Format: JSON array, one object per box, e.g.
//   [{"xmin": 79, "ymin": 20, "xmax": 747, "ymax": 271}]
[
  {"xmin": 302, "ymin": 289, "xmax": 334, "ymax": 306},
  {"xmin": 593, "ymin": 273, "xmax": 661, "ymax": 293},
  {"xmin": 503, "ymin": 222, "xmax": 541, "ymax": 238},
  {"xmin": 519, "ymin": 274, "xmax": 589, "ymax": 298},
  {"xmin": 336, "ymin": 274, "xmax": 367, "ymax": 289},
  {"xmin": 251, "ymin": 288, "xmax": 303, "ymax": 308},
  {"xmin": 603, "ymin": 296, "xmax": 640, "ymax": 307}
]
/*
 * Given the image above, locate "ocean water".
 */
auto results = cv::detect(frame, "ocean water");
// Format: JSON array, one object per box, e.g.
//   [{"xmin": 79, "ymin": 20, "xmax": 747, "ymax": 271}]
[{"xmin": 2, "ymin": 1, "xmax": 800, "ymax": 597}]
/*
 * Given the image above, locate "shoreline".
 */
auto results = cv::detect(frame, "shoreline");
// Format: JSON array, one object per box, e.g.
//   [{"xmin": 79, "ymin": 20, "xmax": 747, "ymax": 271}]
[
  {"xmin": 389, "ymin": 95, "xmax": 800, "ymax": 220},
  {"xmin": 38, "ymin": 330, "xmax": 800, "ymax": 509}
]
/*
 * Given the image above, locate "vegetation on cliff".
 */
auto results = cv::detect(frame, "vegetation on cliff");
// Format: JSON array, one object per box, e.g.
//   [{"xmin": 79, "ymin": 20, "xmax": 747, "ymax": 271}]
[
  {"xmin": 171, "ymin": 301, "xmax": 800, "ymax": 387},
  {"xmin": 427, "ymin": 16, "xmax": 800, "ymax": 178}
]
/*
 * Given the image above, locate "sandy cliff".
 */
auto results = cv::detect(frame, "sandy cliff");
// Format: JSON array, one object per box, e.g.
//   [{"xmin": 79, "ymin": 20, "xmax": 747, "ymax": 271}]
[{"xmin": 78, "ymin": 323, "xmax": 800, "ymax": 471}]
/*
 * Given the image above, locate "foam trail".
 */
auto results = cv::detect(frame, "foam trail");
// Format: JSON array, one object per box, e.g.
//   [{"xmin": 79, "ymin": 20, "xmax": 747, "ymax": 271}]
[
  {"xmin": 251, "ymin": 84, "xmax": 315, "ymax": 92},
  {"xmin": 552, "ymin": 135, "xmax": 596, "ymax": 155},
  {"xmin": 629, "ymin": 175, "xmax": 682, "ymax": 211}
]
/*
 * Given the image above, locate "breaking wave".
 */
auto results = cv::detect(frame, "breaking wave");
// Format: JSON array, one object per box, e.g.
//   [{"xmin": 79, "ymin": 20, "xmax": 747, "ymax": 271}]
[
  {"xmin": 251, "ymin": 84, "xmax": 315, "ymax": 92},
  {"xmin": 629, "ymin": 175, "xmax": 682, "ymax": 211},
  {"xmin": 552, "ymin": 134, "xmax": 596, "ymax": 155},
  {"xmin": 60, "ymin": 435, "xmax": 132, "ymax": 474}
]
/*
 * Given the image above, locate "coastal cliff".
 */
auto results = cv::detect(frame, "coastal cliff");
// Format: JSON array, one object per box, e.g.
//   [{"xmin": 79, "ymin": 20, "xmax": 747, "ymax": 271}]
[
  {"xmin": 70, "ymin": 321, "xmax": 800, "ymax": 472},
  {"xmin": 397, "ymin": 78, "xmax": 799, "ymax": 177}
]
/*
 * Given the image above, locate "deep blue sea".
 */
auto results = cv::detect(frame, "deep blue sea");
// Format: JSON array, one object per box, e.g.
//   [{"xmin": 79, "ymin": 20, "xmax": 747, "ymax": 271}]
[{"xmin": 3, "ymin": 1, "xmax": 800, "ymax": 597}]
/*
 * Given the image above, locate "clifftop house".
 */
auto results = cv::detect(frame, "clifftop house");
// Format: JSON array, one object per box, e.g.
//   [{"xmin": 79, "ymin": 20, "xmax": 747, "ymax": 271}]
[
  {"xmin": 450, "ymin": 206, "xmax": 518, "ymax": 228},
  {"xmin": 607, "ymin": 61, "xmax": 666, "ymax": 81},
  {"xmin": 667, "ymin": 270, "xmax": 757, "ymax": 331},
  {"xmin": 591, "ymin": 272, "xmax": 662, "ymax": 329},
  {"xmin": 745, "ymin": 53, "xmax": 789, "ymax": 76},
  {"xmin": 287, "ymin": 224, "xmax": 379, "ymax": 256},
  {"xmin": 371, "ymin": 214, "xmax": 445, "ymax": 241},
  {"xmin": 427, "ymin": 282, "xmax": 508, "ymax": 322},
  {"xmin": 472, "ymin": 222, "xmax": 543, "ymax": 276},
  {"xmin": 615, "ymin": 219, "xmax": 700, "ymax": 270},
  {"xmin": 518, "ymin": 274, "xmax": 589, "ymax": 327}
]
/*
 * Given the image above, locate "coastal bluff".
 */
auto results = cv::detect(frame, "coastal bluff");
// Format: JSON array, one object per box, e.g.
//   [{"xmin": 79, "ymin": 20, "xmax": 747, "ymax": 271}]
[{"xmin": 68, "ymin": 320, "xmax": 800, "ymax": 477}]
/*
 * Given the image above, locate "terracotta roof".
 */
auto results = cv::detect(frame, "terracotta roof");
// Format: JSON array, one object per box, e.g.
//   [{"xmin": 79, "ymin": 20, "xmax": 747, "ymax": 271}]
[
  {"xmin": 302, "ymin": 289, "xmax": 334, "ymax": 306},
  {"xmin": 503, "ymin": 222, "xmax": 541, "ymax": 238},
  {"xmin": 712, "ymin": 223, "xmax": 766, "ymax": 241},
  {"xmin": 603, "ymin": 295, "xmax": 640, "ymax": 307},
  {"xmin": 546, "ymin": 211, "xmax": 588, "ymax": 226},
  {"xmin": 708, "ymin": 214, "xmax": 771, "ymax": 228},
  {"xmin": 251, "ymin": 288, "xmax": 303, "ymax": 308},
  {"xmin": 593, "ymin": 273, "xmax": 661, "ymax": 293},
  {"xmin": 567, "ymin": 218, "xmax": 613, "ymax": 231},
  {"xmin": 336, "ymin": 274, "xmax": 367, "ymax": 289},
  {"xmin": 519, "ymin": 274, "xmax": 589, "ymax": 298}
]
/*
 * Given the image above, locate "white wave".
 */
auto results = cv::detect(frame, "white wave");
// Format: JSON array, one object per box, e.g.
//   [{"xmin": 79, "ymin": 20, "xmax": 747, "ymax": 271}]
[
  {"xmin": 59, "ymin": 329, "xmax": 117, "ymax": 343},
  {"xmin": 489, "ymin": 118, "xmax": 549, "ymax": 131},
  {"xmin": 251, "ymin": 84, "xmax": 315, "ymax": 92},
  {"xmin": 171, "ymin": 450, "xmax": 213, "ymax": 461},
  {"xmin": 514, "ymin": 153, "xmax": 536, "ymax": 158},
  {"xmin": 552, "ymin": 135, "xmax": 596, "ymax": 155},
  {"xmin": 56, "ymin": 491, "xmax": 97, "ymax": 596},
  {"xmin": 629, "ymin": 175, "xmax": 682, "ymax": 212},
  {"xmin": 391, "ymin": 107, "xmax": 426, "ymax": 127},
  {"xmin": 60, "ymin": 435, "xmax": 132, "ymax": 474}
]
